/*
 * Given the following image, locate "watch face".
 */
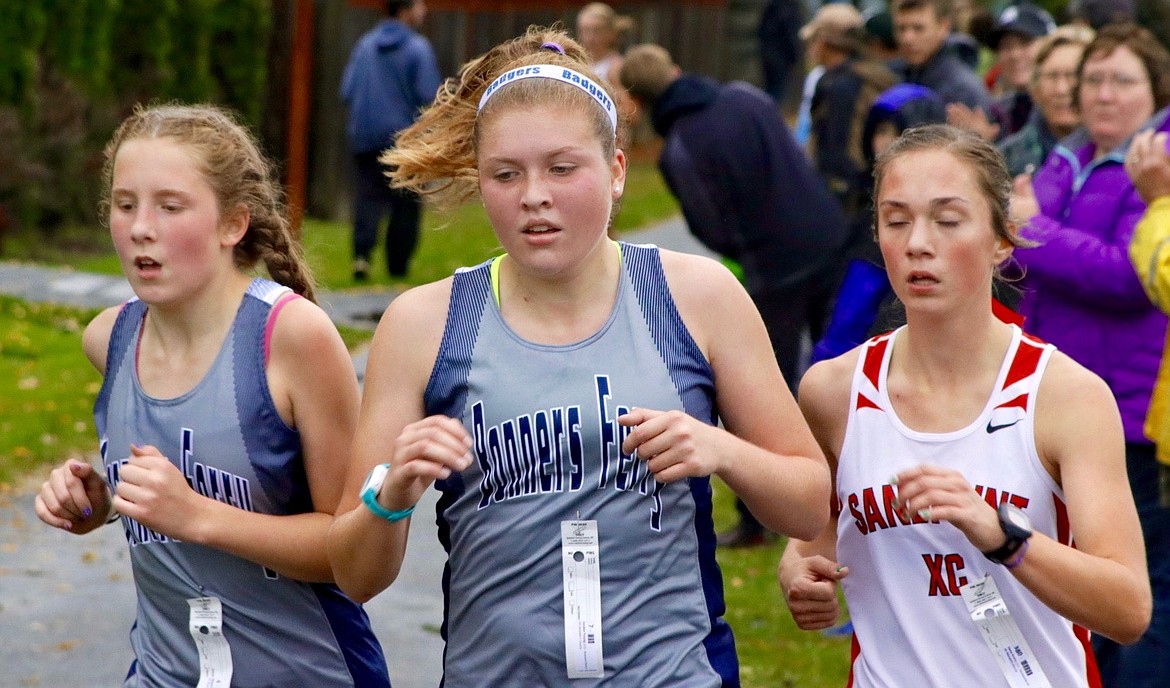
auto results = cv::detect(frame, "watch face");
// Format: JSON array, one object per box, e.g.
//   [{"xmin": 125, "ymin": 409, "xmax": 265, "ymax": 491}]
[
  {"xmin": 1006, "ymin": 509, "xmax": 1030, "ymax": 528},
  {"xmin": 363, "ymin": 463, "xmax": 390, "ymax": 494},
  {"xmin": 999, "ymin": 504, "xmax": 1032, "ymax": 538}
]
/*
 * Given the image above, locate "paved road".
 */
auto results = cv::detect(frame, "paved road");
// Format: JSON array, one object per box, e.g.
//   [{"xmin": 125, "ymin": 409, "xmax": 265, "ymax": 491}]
[
  {"xmin": 0, "ymin": 484, "xmax": 444, "ymax": 688},
  {"xmin": 0, "ymin": 217, "xmax": 710, "ymax": 687}
]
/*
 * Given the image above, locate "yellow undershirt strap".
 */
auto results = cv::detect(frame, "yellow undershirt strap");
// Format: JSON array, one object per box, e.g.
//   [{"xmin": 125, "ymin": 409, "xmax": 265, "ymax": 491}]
[{"xmin": 491, "ymin": 240, "xmax": 623, "ymax": 307}]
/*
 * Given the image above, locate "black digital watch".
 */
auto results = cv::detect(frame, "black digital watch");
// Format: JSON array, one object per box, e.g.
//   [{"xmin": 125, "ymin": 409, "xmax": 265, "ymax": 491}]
[{"xmin": 983, "ymin": 503, "xmax": 1033, "ymax": 565}]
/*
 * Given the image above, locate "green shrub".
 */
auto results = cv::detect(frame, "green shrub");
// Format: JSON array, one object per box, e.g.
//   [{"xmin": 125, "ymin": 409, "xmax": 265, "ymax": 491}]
[{"xmin": 0, "ymin": 0, "xmax": 274, "ymax": 243}]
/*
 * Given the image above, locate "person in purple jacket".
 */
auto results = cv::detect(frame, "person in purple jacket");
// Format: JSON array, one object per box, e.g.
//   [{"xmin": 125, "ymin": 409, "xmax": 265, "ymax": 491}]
[{"xmin": 1009, "ymin": 23, "xmax": 1170, "ymax": 688}]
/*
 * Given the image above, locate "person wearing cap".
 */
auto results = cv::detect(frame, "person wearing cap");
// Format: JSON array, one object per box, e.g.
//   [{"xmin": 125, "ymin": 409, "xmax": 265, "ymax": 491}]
[
  {"xmin": 890, "ymin": 0, "xmax": 992, "ymax": 113},
  {"xmin": 1070, "ymin": 0, "xmax": 1136, "ymax": 29},
  {"xmin": 997, "ymin": 24, "xmax": 1095, "ymax": 177},
  {"xmin": 620, "ymin": 43, "xmax": 848, "ymax": 549},
  {"xmin": 805, "ymin": 3, "xmax": 898, "ymax": 224},
  {"xmin": 986, "ymin": 4, "xmax": 1056, "ymax": 138},
  {"xmin": 943, "ymin": 3, "xmax": 1056, "ymax": 143}
]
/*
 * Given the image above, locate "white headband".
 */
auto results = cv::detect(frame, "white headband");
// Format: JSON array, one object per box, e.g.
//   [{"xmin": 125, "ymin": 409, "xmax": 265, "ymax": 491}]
[{"xmin": 477, "ymin": 64, "xmax": 618, "ymax": 133}]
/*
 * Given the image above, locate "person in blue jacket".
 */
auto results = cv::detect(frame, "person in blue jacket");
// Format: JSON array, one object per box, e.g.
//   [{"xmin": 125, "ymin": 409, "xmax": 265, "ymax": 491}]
[
  {"xmin": 620, "ymin": 43, "xmax": 848, "ymax": 547},
  {"xmin": 341, "ymin": 0, "xmax": 441, "ymax": 281}
]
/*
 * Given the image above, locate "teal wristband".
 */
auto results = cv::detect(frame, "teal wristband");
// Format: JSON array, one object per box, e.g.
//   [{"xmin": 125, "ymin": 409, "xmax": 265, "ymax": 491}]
[
  {"xmin": 359, "ymin": 463, "xmax": 414, "ymax": 523},
  {"xmin": 361, "ymin": 490, "xmax": 415, "ymax": 523}
]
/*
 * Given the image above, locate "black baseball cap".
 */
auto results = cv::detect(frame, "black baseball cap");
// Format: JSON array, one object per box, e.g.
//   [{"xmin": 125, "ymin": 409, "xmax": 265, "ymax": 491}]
[
  {"xmin": 989, "ymin": 4, "xmax": 1056, "ymax": 49},
  {"xmin": 1070, "ymin": 0, "xmax": 1135, "ymax": 29}
]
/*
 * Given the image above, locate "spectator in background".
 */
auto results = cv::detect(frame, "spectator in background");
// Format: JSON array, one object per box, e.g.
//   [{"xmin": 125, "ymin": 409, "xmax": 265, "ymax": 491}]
[
  {"xmin": 891, "ymin": 0, "xmax": 993, "ymax": 113},
  {"xmin": 341, "ymin": 0, "xmax": 441, "ymax": 282},
  {"xmin": 575, "ymin": 2, "xmax": 637, "ymax": 147},
  {"xmin": 862, "ymin": 9, "xmax": 900, "ymax": 63},
  {"xmin": 1008, "ymin": 25, "xmax": 1170, "ymax": 686},
  {"xmin": 758, "ymin": 0, "xmax": 805, "ymax": 110},
  {"xmin": 974, "ymin": 4, "xmax": 1057, "ymax": 141},
  {"xmin": 794, "ymin": 64, "xmax": 827, "ymax": 148},
  {"xmin": 575, "ymin": 2, "xmax": 635, "ymax": 86},
  {"xmin": 949, "ymin": 4, "xmax": 1054, "ymax": 142},
  {"xmin": 620, "ymin": 43, "xmax": 848, "ymax": 548},
  {"xmin": 1124, "ymin": 120, "xmax": 1170, "ymax": 688},
  {"xmin": 805, "ymin": 3, "xmax": 899, "ymax": 223},
  {"xmin": 942, "ymin": 0, "xmax": 983, "ymax": 71},
  {"xmin": 998, "ymin": 24, "xmax": 1095, "ymax": 177}
]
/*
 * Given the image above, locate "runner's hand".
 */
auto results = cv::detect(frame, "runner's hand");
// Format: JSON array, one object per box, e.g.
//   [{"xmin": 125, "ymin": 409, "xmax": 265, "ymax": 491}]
[
  {"xmin": 891, "ymin": 464, "xmax": 1003, "ymax": 552},
  {"xmin": 380, "ymin": 415, "xmax": 473, "ymax": 512},
  {"xmin": 779, "ymin": 554, "xmax": 849, "ymax": 630},
  {"xmin": 34, "ymin": 459, "xmax": 113, "ymax": 534},
  {"xmin": 619, "ymin": 408, "xmax": 723, "ymax": 482}
]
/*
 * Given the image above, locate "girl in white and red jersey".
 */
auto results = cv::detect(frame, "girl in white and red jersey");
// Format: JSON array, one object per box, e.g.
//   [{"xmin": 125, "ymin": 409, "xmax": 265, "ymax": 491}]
[{"xmin": 778, "ymin": 124, "xmax": 1150, "ymax": 687}]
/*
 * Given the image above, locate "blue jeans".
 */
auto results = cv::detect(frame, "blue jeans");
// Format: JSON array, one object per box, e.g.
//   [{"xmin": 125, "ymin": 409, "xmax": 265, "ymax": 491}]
[{"xmin": 1092, "ymin": 442, "xmax": 1170, "ymax": 687}]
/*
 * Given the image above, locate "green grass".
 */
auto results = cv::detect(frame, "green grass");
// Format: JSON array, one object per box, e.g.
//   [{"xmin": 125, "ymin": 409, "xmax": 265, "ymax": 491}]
[
  {"xmin": 710, "ymin": 478, "xmax": 853, "ymax": 688},
  {"xmin": 0, "ymin": 295, "xmax": 103, "ymax": 486}
]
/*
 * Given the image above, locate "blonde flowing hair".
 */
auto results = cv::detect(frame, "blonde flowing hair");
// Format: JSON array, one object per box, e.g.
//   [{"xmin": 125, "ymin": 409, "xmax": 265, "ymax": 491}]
[{"xmin": 383, "ymin": 26, "xmax": 625, "ymax": 211}]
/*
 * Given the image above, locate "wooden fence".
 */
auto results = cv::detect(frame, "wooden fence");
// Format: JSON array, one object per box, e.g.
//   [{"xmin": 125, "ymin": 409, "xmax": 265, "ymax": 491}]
[{"xmin": 308, "ymin": 0, "xmax": 770, "ymax": 220}]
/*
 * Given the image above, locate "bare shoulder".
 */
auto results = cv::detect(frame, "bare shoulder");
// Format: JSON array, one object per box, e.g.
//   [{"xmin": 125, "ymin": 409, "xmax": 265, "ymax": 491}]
[
  {"xmin": 798, "ymin": 349, "xmax": 860, "ymax": 426},
  {"xmin": 267, "ymin": 296, "xmax": 345, "ymax": 356},
  {"xmin": 658, "ymin": 248, "xmax": 752, "ymax": 322},
  {"xmin": 1034, "ymin": 349, "xmax": 1123, "ymax": 473},
  {"xmin": 657, "ymin": 249, "xmax": 760, "ymax": 358},
  {"xmin": 81, "ymin": 304, "xmax": 124, "ymax": 373},
  {"xmin": 378, "ymin": 278, "xmax": 454, "ymax": 338},
  {"xmin": 366, "ymin": 277, "xmax": 455, "ymax": 373},
  {"xmin": 657, "ymin": 249, "xmax": 743, "ymax": 306},
  {"xmin": 1036, "ymin": 350, "xmax": 1117, "ymax": 413}
]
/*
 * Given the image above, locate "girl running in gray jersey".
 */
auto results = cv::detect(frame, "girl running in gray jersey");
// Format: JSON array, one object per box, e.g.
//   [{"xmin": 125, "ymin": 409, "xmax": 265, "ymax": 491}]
[
  {"xmin": 35, "ymin": 104, "xmax": 389, "ymax": 687},
  {"xmin": 328, "ymin": 26, "xmax": 830, "ymax": 687}
]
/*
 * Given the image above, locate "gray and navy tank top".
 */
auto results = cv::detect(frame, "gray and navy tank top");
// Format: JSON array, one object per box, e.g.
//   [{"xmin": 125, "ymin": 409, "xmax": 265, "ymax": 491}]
[
  {"xmin": 425, "ymin": 243, "xmax": 737, "ymax": 687},
  {"xmin": 95, "ymin": 278, "xmax": 388, "ymax": 688}
]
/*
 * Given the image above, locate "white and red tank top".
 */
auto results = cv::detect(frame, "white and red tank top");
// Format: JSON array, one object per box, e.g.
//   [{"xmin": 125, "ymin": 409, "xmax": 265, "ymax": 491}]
[{"xmin": 836, "ymin": 324, "xmax": 1100, "ymax": 687}]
